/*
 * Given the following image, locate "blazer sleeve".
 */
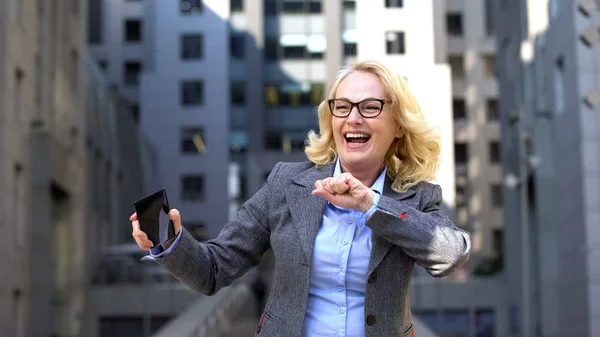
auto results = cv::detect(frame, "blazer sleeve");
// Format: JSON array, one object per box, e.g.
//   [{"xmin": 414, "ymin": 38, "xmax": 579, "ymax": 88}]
[
  {"xmin": 141, "ymin": 162, "xmax": 282, "ymax": 295},
  {"xmin": 366, "ymin": 183, "xmax": 471, "ymax": 277}
]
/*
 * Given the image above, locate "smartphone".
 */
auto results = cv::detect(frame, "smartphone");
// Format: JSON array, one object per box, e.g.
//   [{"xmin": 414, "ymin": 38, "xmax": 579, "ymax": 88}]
[{"xmin": 133, "ymin": 189, "xmax": 176, "ymax": 247}]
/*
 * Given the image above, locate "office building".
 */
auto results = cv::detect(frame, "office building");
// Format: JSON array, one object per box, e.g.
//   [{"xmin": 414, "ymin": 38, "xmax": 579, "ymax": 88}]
[
  {"xmin": 496, "ymin": 0, "xmax": 600, "ymax": 336},
  {"xmin": 443, "ymin": 0, "xmax": 503, "ymax": 261},
  {"xmin": 89, "ymin": 0, "xmax": 229, "ymax": 239}
]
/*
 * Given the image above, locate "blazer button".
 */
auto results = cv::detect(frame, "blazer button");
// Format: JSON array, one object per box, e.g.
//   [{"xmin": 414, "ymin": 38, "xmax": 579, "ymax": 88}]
[
  {"xmin": 366, "ymin": 315, "xmax": 376, "ymax": 326},
  {"xmin": 368, "ymin": 272, "xmax": 377, "ymax": 284}
]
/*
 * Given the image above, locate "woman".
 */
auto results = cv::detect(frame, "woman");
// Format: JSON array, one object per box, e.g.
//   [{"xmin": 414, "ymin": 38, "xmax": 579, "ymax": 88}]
[{"xmin": 131, "ymin": 60, "xmax": 470, "ymax": 337}]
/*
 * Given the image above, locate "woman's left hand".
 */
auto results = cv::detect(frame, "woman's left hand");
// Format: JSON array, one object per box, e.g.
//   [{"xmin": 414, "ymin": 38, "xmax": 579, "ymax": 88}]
[{"xmin": 312, "ymin": 173, "xmax": 377, "ymax": 213}]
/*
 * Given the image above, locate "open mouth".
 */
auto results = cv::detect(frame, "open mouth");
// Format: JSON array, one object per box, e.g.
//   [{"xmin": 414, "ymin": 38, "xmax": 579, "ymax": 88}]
[{"xmin": 344, "ymin": 133, "xmax": 371, "ymax": 144}]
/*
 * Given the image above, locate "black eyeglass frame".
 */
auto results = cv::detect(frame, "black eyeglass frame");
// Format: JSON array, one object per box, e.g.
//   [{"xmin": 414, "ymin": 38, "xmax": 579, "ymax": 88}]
[{"xmin": 327, "ymin": 98, "xmax": 388, "ymax": 118}]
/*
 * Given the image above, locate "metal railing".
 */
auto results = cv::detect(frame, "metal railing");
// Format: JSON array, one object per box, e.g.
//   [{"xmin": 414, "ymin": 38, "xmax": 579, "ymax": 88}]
[{"xmin": 150, "ymin": 271, "xmax": 257, "ymax": 337}]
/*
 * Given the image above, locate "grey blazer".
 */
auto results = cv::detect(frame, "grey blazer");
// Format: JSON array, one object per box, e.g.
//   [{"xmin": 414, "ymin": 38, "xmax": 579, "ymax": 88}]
[{"xmin": 145, "ymin": 161, "xmax": 471, "ymax": 337}]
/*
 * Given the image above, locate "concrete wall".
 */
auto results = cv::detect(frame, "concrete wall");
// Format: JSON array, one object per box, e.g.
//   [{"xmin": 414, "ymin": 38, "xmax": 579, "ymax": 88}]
[{"xmin": 0, "ymin": 1, "xmax": 90, "ymax": 336}]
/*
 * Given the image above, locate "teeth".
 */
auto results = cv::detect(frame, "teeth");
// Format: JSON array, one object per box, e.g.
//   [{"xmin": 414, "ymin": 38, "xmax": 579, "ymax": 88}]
[{"xmin": 345, "ymin": 133, "xmax": 370, "ymax": 138}]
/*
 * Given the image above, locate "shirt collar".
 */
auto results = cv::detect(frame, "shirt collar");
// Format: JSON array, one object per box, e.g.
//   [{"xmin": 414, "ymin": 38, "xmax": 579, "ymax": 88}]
[{"xmin": 333, "ymin": 158, "xmax": 386, "ymax": 195}]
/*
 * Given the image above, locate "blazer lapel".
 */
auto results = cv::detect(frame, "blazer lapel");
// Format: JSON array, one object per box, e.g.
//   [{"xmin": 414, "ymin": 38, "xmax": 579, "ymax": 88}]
[
  {"xmin": 286, "ymin": 163, "xmax": 335, "ymax": 264},
  {"xmin": 368, "ymin": 176, "xmax": 417, "ymax": 275}
]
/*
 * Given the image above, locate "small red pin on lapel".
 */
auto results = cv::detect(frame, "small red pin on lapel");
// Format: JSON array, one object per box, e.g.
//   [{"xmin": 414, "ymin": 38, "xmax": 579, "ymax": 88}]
[{"xmin": 399, "ymin": 212, "xmax": 407, "ymax": 220}]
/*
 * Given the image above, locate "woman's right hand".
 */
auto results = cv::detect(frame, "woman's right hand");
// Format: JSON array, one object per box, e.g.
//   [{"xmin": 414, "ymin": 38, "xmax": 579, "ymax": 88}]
[{"xmin": 130, "ymin": 209, "xmax": 183, "ymax": 251}]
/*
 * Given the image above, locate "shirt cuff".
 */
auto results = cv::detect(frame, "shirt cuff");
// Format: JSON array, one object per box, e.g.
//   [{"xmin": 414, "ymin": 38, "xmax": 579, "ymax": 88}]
[
  {"xmin": 149, "ymin": 230, "xmax": 183, "ymax": 258},
  {"xmin": 364, "ymin": 193, "xmax": 381, "ymax": 220}
]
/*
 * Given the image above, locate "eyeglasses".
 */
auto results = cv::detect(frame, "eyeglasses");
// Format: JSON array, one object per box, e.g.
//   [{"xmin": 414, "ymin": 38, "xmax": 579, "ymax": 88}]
[{"xmin": 328, "ymin": 99, "xmax": 387, "ymax": 118}]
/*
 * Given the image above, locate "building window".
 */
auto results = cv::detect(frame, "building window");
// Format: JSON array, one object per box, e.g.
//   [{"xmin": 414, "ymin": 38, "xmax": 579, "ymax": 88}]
[
  {"xmin": 281, "ymin": 85, "xmax": 303, "ymax": 107},
  {"xmin": 231, "ymin": 81, "xmax": 245, "ymax": 105},
  {"xmin": 264, "ymin": 132, "xmax": 306, "ymax": 152},
  {"xmin": 343, "ymin": 0, "xmax": 356, "ymax": 11},
  {"xmin": 385, "ymin": 31, "xmax": 405, "ymax": 54},
  {"xmin": 98, "ymin": 60, "xmax": 108, "ymax": 70},
  {"xmin": 308, "ymin": 0, "xmax": 321, "ymax": 13},
  {"xmin": 449, "ymin": 56, "xmax": 465, "ymax": 78},
  {"xmin": 230, "ymin": 34, "xmax": 245, "ymax": 59},
  {"xmin": 489, "ymin": 141, "xmax": 500, "ymax": 163},
  {"xmin": 230, "ymin": 130, "xmax": 248, "ymax": 154},
  {"xmin": 554, "ymin": 56, "xmax": 565, "ymax": 115},
  {"xmin": 71, "ymin": 49, "xmax": 79, "ymax": 91},
  {"xmin": 446, "ymin": 13, "xmax": 463, "ymax": 36},
  {"xmin": 484, "ymin": 0, "xmax": 495, "ymax": 35},
  {"xmin": 475, "ymin": 309, "xmax": 496, "ymax": 336},
  {"xmin": 14, "ymin": 164, "xmax": 25, "ymax": 247},
  {"xmin": 265, "ymin": 85, "xmax": 279, "ymax": 107},
  {"xmin": 265, "ymin": 34, "xmax": 326, "ymax": 61},
  {"xmin": 264, "ymin": 0, "xmax": 277, "ymax": 16},
  {"xmin": 311, "ymin": 83, "xmax": 325, "ymax": 106},
  {"xmin": 130, "ymin": 104, "xmax": 139, "ymax": 123},
  {"xmin": 124, "ymin": 19, "xmax": 142, "ymax": 42},
  {"xmin": 486, "ymin": 99, "xmax": 499, "ymax": 121},
  {"xmin": 455, "ymin": 143, "xmax": 468, "ymax": 164},
  {"xmin": 181, "ymin": 34, "xmax": 203, "ymax": 60},
  {"xmin": 181, "ymin": 175, "xmax": 205, "ymax": 201},
  {"xmin": 264, "ymin": 38, "xmax": 278, "ymax": 60},
  {"xmin": 344, "ymin": 43, "xmax": 357, "ymax": 57},
  {"xmin": 265, "ymin": 132, "xmax": 281, "ymax": 150},
  {"xmin": 88, "ymin": 0, "xmax": 103, "ymax": 44},
  {"xmin": 492, "ymin": 229, "xmax": 503, "ymax": 256},
  {"xmin": 282, "ymin": 1, "xmax": 303, "ymax": 13},
  {"xmin": 281, "ymin": 0, "xmax": 321, "ymax": 14},
  {"xmin": 181, "ymin": 127, "xmax": 206, "ymax": 154},
  {"xmin": 123, "ymin": 61, "xmax": 142, "ymax": 86},
  {"xmin": 283, "ymin": 46, "xmax": 305, "ymax": 59},
  {"xmin": 181, "ymin": 80, "xmax": 204, "ymax": 106},
  {"xmin": 14, "ymin": 68, "xmax": 24, "ymax": 122},
  {"xmin": 491, "ymin": 184, "xmax": 502, "ymax": 207},
  {"xmin": 483, "ymin": 54, "xmax": 496, "ymax": 77},
  {"xmin": 385, "ymin": 0, "xmax": 403, "ymax": 8},
  {"xmin": 12, "ymin": 288, "xmax": 24, "ymax": 337},
  {"xmin": 181, "ymin": 0, "xmax": 203, "ymax": 14},
  {"xmin": 231, "ymin": 0, "xmax": 243, "ymax": 12},
  {"xmin": 453, "ymin": 99, "xmax": 467, "ymax": 120},
  {"xmin": 187, "ymin": 222, "xmax": 208, "ymax": 241},
  {"xmin": 456, "ymin": 185, "xmax": 467, "ymax": 207}
]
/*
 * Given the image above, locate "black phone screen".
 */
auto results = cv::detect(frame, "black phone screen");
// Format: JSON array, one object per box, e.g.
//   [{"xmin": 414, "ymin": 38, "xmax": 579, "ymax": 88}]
[{"xmin": 133, "ymin": 189, "xmax": 176, "ymax": 246}]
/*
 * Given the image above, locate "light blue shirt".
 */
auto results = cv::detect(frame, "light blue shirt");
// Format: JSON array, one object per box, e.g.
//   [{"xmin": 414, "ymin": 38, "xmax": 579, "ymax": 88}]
[{"xmin": 302, "ymin": 159, "xmax": 384, "ymax": 337}]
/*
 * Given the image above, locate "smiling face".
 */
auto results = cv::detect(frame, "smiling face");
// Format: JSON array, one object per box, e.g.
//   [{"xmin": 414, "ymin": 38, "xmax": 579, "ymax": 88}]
[{"xmin": 331, "ymin": 71, "xmax": 403, "ymax": 174}]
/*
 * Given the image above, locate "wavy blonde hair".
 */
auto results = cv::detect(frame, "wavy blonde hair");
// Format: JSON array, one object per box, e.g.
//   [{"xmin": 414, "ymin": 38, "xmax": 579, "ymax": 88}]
[{"xmin": 305, "ymin": 60, "xmax": 442, "ymax": 192}]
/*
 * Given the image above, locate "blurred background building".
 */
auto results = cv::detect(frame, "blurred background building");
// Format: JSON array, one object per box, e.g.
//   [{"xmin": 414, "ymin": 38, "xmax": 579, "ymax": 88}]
[
  {"xmin": 497, "ymin": 0, "xmax": 600, "ymax": 336},
  {"xmin": 0, "ymin": 0, "xmax": 153, "ymax": 336},
  {"xmin": 2, "ymin": 0, "xmax": 599, "ymax": 336}
]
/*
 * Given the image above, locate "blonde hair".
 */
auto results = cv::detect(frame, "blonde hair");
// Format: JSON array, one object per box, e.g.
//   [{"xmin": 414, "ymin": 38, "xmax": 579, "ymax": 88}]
[{"xmin": 304, "ymin": 60, "xmax": 442, "ymax": 192}]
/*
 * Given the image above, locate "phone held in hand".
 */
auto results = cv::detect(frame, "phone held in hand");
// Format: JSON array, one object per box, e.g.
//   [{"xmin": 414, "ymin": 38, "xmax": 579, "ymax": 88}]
[{"xmin": 133, "ymin": 189, "xmax": 176, "ymax": 247}]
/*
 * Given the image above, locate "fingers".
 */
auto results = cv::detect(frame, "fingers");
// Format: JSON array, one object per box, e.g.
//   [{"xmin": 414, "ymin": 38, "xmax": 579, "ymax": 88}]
[
  {"xmin": 315, "ymin": 177, "xmax": 350, "ymax": 195},
  {"xmin": 311, "ymin": 186, "xmax": 335, "ymax": 204},
  {"xmin": 130, "ymin": 209, "xmax": 183, "ymax": 252},
  {"xmin": 168, "ymin": 208, "xmax": 182, "ymax": 235},
  {"xmin": 331, "ymin": 176, "xmax": 350, "ymax": 194},
  {"xmin": 131, "ymin": 218, "xmax": 153, "ymax": 251}
]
